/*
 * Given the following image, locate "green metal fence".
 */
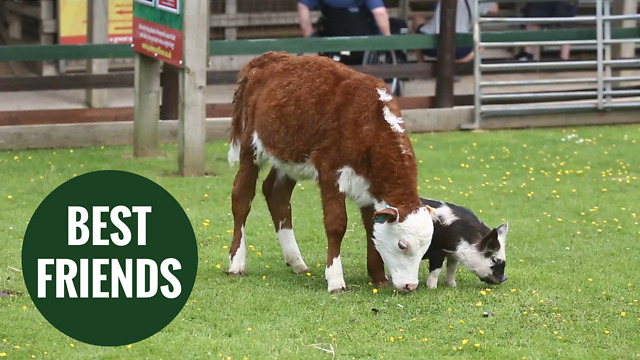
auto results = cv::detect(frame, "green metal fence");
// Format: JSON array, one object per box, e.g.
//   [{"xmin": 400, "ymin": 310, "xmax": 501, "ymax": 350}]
[{"xmin": 1, "ymin": 28, "xmax": 638, "ymax": 62}]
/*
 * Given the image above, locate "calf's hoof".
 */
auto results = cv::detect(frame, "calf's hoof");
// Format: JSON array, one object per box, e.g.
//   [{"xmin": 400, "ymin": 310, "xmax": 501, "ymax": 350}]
[
  {"xmin": 226, "ymin": 270, "xmax": 246, "ymax": 277},
  {"xmin": 445, "ymin": 280, "xmax": 457, "ymax": 287}
]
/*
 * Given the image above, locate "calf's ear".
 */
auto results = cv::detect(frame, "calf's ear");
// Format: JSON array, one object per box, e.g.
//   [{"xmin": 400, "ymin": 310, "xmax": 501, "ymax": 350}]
[{"xmin": 373, "ymin": 207, "xmax": 399, "ymax": 224}]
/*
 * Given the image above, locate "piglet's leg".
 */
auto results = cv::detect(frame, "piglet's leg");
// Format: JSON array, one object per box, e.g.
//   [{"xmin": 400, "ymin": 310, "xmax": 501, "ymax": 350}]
[
  {"xmin": 262, "ymin": 167, "xmax": 309, "ymax": 274},
  {"xmin": 445, "ymin": 257, "xmax": 458, "ymax": 287},
  {"xmin": 319, "ymin": 173, "xmax": 349, "ymax": 293},
  {"xmin": 361, "ymin": 205, "xmax": 389, "ymax": 286},
  {"xmin": 426, "ymin": 253, "xmax": 445, "ymax": 289}
]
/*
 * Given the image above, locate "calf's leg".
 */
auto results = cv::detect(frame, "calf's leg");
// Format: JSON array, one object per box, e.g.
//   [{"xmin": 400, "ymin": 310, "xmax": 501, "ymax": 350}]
[
  {"xmin": 262, "ymin": 167, "xmax": 309, "ymax": 274},
  {"xmin": 319, "ymin": 174, "xmax": 349, "ymax": 293},
  {"xmin": 228, "ymin": 147, "xmax": 259, "ymax": 275},
  {"xmin": 361, "ymin": 205, "xmax": 388, "ymax": 286}
]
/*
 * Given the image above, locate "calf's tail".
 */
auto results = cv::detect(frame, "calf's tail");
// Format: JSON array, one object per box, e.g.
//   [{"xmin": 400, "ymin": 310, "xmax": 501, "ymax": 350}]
[{"xmin": 228, "ymin": 75, "xmax": 248, "ymax": 166}]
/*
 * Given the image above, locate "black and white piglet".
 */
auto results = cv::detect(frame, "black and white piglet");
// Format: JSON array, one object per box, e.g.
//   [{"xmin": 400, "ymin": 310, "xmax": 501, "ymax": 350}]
[{"xmin": 421, "ymin": 198, "xmax": 508, "ymax": 288}]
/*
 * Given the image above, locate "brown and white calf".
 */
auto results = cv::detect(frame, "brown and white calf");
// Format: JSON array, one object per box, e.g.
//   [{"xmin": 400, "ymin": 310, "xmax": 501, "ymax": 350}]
[
  {"xmin": 227, "ymin": 52, "xmax": 434, "ymax": 293},
  {"xmin": 420, "ymin": 198, "xmax": 508, "ymax": 288}
]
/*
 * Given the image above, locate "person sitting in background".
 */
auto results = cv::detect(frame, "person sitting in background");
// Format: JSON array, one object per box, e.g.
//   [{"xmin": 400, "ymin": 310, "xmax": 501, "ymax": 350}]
[
  {"xmin": 297, "ymin": 0, "xmax": 391, "ymax": 38},
  {"xmin": 411, "ymin": 0, "xmax": 499, "ymax": 63},
  {"xmin": 515, "ymin": 1, "xmax": 579, "ymax": 61}
]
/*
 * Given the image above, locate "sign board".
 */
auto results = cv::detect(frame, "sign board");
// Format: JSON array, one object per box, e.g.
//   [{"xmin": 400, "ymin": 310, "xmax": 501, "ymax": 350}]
[
  {"xmin": 59, "ymin": 0, "xmax": 133, "ymax": 45},
  {"xmin": 133, "ymin": 0, "xmax": 184, "ymax": 67}
]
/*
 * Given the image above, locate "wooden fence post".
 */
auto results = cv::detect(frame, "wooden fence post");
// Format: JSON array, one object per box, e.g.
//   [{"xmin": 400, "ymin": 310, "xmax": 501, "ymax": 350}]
[
  {"xmin": 86, "ymin": 0, "xmax": 109, "ymax": 107},
  {"xmin": 133, "ymin": 53, "xmax": 161, "ymax": 157},
  {"xmin": 434, "ymin": 0, "xmax": 457, "ymax": 108},
  {"xmin": 178, "ymin": 0, "xmax": 209, "ymax": 176}
]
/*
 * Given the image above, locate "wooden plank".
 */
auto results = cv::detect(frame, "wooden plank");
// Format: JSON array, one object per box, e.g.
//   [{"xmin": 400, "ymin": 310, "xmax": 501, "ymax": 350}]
[
  {"xmin": 0, "ymin": 108, "xmax": 135, "ymax": 126},
  {"xmin": 0, "ymin": 63, "xmax": 446, "ymax": 92},
  {"xmin": 3, "ymin": 109, "xmax": 639, "ymax": 150},
  {"xmin": 4, "ymin": 2, "xmax": 41, "ymax": 18},
  {"xmin": 0, "ymin": 95, "xmax": 474, "ymax": 127},
  {"xmin": 212, "ymin": 11, "xmax": 321, "ymax": 28},
  {"xmin": 86, "ymin": 0, "xmax": 109, "ymax": 107},
  {"xmin": 0, "ymin": 73, "xmax": 135, "ymax": 92},
  {"xmin": 178, "ymin": 0, "xmax": 209, "ymax": 176},
  {"xmin": 211, "ymin": 9, "xmax": 400, "ymax": 28},
  {"xmin": 133, "ymin": 53, "xmax": 162, "ymax": 157}
]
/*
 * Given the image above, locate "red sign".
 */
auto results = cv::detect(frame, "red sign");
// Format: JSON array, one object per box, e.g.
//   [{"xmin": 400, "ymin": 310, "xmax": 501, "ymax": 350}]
[
  {"xmin": 157, "ymin": 0, "xmax": 180, "ymax": 14},
  {"xmin": 133, "ymin": 17, "xmax": 183, "ymax": 67}
]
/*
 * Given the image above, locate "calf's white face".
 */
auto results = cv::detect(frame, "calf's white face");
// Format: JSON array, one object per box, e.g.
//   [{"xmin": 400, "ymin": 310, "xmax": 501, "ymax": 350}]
[{"xmin": 373, "ymin": 206, "xmax": 434, "ymax": 291}]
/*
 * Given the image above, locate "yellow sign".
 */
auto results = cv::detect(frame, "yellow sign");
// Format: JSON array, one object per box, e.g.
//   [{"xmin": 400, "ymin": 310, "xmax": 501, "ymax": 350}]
[{"xmin": 59, "ymin": 0, "xmax": 133, "ymax": 45}]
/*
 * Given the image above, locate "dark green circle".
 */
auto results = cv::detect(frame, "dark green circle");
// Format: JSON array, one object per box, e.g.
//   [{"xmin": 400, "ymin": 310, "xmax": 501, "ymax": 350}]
[{"xmin": 22, "ymin": 170, "xmax": 197, "ymax": 346}]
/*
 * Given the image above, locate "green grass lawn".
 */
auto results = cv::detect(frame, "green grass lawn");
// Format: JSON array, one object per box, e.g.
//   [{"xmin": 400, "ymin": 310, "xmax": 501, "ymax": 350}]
[{"xmin": 1, "ymin": 125, "xmax": 639, "ymax": 359}]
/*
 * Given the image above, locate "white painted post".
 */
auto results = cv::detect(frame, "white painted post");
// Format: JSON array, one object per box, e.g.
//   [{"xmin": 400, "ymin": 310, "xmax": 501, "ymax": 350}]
[
  {"xmin": 133, "ymin": 53, "xmax": 162, "ymax": 157},
  {"xmin": 86, "ymin": 0, "xmax": 109, "ymax": 107},
  {"xmin": 40, "ymin": 0, "xmax": 56, "ymax": 75},
  {"xmin": 612, "ymin": 0, "xmax": 638, "ymax": 81},
  {"xmin": 7, "ymin": 12, "xmax": 22, "ymax": 40},
  {"xmin": 178, "ymin": 0, "xmax": 209, "ymax": 176},
  {"xmin": 225, "ymin": 0, "xmax": 238, "ymax": 40}
]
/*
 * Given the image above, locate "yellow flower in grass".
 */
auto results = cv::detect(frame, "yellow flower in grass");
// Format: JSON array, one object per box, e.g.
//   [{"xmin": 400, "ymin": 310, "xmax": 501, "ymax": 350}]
[
  {"xmin": 604, "ymin": 330, "xmax": 611, "ymax": 335},
  {"xmin": 461, "ymin": 339, "xmax": 469, "ymax": 345},
  {"xmin": 372, "ymin": 288, "xmax": 378, "ymax": 294},
  {"xmin": 0, "ymin": 353, "xmax": 6, "ymax": 357}
]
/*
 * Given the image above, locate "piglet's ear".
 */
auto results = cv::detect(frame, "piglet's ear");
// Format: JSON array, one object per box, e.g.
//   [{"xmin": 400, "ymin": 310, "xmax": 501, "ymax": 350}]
[
  {"xmin": 496, "ymin": 222, "xmax": 508, "ymax": 242},
  {"xmin": 479, "ymin": 228, "xmax": 501, "ymax": 253},
  {"xmin": 373, "ymin": 207, "xmax": 399, "ymax": 224}
]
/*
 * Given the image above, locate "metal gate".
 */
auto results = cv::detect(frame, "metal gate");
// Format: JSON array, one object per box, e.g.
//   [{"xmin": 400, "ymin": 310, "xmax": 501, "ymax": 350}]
[{"xmin": 470, "ymin": 0, "xmax": 640, "ymax": 128}]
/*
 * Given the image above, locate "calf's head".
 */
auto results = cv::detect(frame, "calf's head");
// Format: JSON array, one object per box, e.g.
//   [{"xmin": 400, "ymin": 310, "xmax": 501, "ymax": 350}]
[
  {"xmin": 373, "ymin": 206, "xmax": 434, "ymax": 292},
  {"xmin": 458, "ymin": 223, "xmax": 509, "ymax": 284}
]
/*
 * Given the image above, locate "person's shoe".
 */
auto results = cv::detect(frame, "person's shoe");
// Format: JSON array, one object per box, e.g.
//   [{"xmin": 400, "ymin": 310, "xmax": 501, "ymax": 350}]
[{"xmin": 515, "ymin": 51, "xmax": 534, "ymax": 61}]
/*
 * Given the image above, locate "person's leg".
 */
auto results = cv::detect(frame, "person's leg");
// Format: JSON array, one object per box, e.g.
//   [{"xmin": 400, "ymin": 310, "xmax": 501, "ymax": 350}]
[
  {"xmin": 555, "ymin": 1, "xmax": 579, "ymax": 60},
  {"xmin": 518, "ymin": 2, "xmax": 549, "ymax": 60},
  {"xmin": 410, "ymin": 16, "xmax": 428, "ymax": 63},
  {"xmin": 456, "ymin": 47, "xmax": 475, "ymax": 63},
  {"xmin": 523, "ymin": 24, "xmax": 542, "ymax": 60}
]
